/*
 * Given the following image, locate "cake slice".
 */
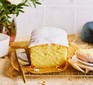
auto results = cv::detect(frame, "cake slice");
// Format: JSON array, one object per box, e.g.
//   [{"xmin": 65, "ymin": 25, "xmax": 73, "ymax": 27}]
[
  {"xmin": 29, "ymin": 27, "xmax": 68, "ymax": 69},
  {"xmin": 76, "ymin": 48, "xmax": 93, "ymax": 63}
]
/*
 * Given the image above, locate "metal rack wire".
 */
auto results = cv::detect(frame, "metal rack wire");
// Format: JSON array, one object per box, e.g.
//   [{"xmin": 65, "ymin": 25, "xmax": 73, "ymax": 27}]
[{"xmin": 24, "ymin": 65, "xmax": 93, "ymax": 77}]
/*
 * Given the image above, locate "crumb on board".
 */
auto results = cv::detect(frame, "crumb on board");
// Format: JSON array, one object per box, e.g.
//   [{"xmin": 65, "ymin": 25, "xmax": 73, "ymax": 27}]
[{"xmin": 38, "ymin": 81, "xmax": 46, "ymax": 85}]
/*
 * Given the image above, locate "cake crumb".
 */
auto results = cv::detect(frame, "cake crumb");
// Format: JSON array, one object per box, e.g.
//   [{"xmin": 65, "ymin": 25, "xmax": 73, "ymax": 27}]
[
  {"xmin": 38, "ymin": 81, "xmax": 46, "ymax": 85},
  {"xmin": 68, "ymin": 78, "xmax": 72, "ymax": 81}
]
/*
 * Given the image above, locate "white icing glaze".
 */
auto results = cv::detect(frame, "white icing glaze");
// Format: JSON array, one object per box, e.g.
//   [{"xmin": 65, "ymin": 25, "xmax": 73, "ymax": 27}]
[{"xmin": 29, "ymin": 27, "xmax": 68, "ymax": 47}]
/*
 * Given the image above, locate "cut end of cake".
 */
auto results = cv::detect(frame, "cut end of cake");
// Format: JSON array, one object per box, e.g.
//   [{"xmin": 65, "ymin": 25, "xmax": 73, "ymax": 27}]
[{"xmin": 30, "ymin": 44, "xmax": 68, "ymax": 68}]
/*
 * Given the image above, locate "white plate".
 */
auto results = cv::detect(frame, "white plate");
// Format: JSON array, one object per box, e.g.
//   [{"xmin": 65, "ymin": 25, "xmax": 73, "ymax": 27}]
[{"xmin": 72, "ymin": 55, "xmax": 93, "ymax": 67}]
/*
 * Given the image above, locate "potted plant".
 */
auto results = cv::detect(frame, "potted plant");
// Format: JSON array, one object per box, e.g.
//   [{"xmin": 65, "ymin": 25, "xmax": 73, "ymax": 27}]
[{"xmin": 0, "ymin": 0, "xmax": 41, "ymax": 42}]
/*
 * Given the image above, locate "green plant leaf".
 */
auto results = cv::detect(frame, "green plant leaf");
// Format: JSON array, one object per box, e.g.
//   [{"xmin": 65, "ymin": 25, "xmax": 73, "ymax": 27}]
[
  {"xmin": 19, "ymin": 10, "xmax": 24, "ymax": 13},
  {"xmin": 0, "ymin": 0, "xmax": 6, "ymax": 3},
  {"xmin": 0, "ymin": 0, "xmax": 42, "ymax": 35},
  {"xmin": 36, "ymin": 1, "xmax": 41, "ymax": 5}
]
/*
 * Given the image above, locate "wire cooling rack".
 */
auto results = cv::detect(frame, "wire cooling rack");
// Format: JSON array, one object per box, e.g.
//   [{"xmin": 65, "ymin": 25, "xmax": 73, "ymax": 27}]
[{"xmin": 24, "ymin": 65, "xmax": 93, "ymax": 77}]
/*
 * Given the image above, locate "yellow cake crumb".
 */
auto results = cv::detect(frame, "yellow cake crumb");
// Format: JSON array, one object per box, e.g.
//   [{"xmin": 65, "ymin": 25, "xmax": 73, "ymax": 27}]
[{"xmin": 30, "ymin": 44, "xmax": 67, "ymax": 68}]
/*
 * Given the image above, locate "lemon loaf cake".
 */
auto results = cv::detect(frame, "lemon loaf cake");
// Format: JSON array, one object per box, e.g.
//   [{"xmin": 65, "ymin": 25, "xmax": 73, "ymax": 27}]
[{"xmin": 29, "ymin": 27, "xmax": 68, "ymax": 69}]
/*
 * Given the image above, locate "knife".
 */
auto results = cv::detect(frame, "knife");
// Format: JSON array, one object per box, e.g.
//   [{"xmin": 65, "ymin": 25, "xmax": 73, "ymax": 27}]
[{"xmin": 15, "ymin": 50, "xmax": 26, "ymax": 83}]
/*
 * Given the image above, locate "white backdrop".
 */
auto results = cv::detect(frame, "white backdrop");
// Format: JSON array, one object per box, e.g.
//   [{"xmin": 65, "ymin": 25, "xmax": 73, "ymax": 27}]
[{"xmin": 15, "ymin": 0, "xmax": 93, "ymax": 40}]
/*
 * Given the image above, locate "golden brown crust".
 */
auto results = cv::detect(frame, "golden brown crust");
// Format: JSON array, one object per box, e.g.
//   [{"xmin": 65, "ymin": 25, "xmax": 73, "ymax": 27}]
[{"xmin": 25, "ymin": 61, "xmax": 68, "ymax": 74}]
